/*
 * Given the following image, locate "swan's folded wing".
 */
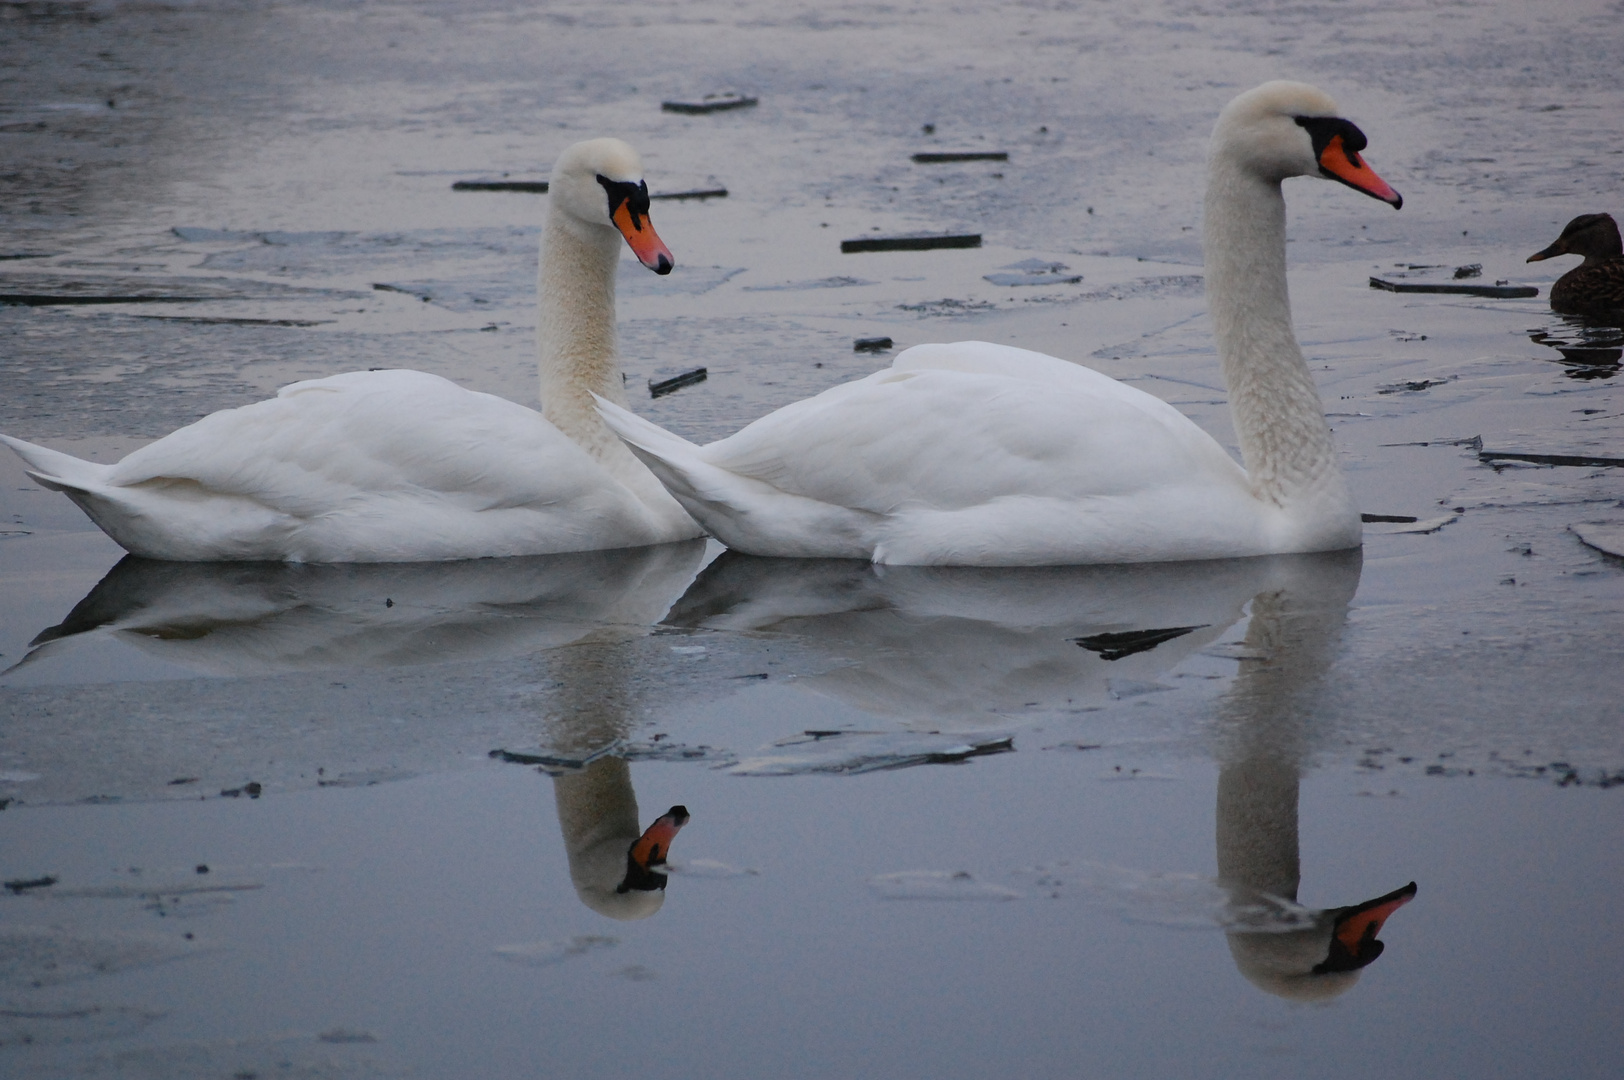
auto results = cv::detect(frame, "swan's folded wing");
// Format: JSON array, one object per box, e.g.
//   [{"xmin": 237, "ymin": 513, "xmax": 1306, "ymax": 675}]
[
  {"xmin": 699, "ymin": 366, "xmax": 1249, "ymax": 516},
  {"xmin": 106, "ymin": 370, "xmax": 609, "ymax": 514}
]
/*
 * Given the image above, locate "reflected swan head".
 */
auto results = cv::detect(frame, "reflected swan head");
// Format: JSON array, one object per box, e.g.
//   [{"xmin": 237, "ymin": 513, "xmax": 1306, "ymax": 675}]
[
  {"xmin": 551, "ymin": 756, "xmax": 687, "ymax": 920},
  {"xmin": 1226, "ymin": 882, "xmax": 1417, "ymax": 1001}
]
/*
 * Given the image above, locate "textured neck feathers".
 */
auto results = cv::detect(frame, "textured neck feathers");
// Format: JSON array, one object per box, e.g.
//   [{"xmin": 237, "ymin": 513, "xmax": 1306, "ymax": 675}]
[
  {"xmin": 1204, "ymin": 159, "xmax": 1342, "ymax": 509},
  {"xmin": 536, "ymin": 209, "xmax": 653, "ymax": 482}
]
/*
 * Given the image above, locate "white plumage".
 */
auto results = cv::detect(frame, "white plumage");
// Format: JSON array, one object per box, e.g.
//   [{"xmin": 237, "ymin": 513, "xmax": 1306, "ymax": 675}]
[
  {"xmin": 2, "ymin": 138, "xmax": 701, "ymax": 562},
  {"xmin": 600, "ymin": 82, "xmax": 1402, "ymax": 566}
]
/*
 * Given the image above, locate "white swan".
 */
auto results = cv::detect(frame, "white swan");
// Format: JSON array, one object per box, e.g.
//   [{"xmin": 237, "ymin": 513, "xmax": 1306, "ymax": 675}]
[
  {"xmin": 0, "ymin": 138, "xmax": 702, "ymax": 562},
  {"xmin": 598, "ymin": 82, "xmax": 1401, "ymax": 566}
]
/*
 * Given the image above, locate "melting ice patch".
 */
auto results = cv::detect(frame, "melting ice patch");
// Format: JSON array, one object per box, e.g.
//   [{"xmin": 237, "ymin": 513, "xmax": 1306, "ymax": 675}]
[
  {"xmin": 492, "ymin": 935, "xmax": 618, "ymax": 967},
  {"xmin": 726, "ymin": 730, "xmax": 1013, "ymax": 776},
  {"xmin": 1012, "ymin": 860, "xmax": 1317, "ymax": 932},
  {"xmin": 0, "ymin": 927, "xmax": 205, "ymax": 988},
  {"xmin": 983, "ymin": 258, "xmax": 1084, "ymax": 287},
  {"xmin": 868, "ymin": 871, "xmax": 1022, "ymax": 901},
  {"xmin": 659, "ymin": 859, "xmax": 759, "ymax": 879},
  {"xmin": 0, "ymin": 1002, "xmax": 165, "ymax": 1048}
]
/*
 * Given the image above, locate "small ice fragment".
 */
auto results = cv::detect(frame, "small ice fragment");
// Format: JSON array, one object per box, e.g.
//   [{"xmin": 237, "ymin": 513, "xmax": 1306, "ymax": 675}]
[
  {"xmin": 615, "ymin": 965, "xmax": 659, "ymax": 981},
  {"xmin": 649, "ymin": 367, "xmax": 707, "ymax": 398},
  {"xmin": 493, "ymin": 935, "xmax": 618, "ymax": 967},
  {"xmin": 727, "ymin": 730, "xmax": 1012, "ymax": 776},
  {"xmin": 661, "ymin": 93, "xmax": 757, "ymax": 115},
  {"xmin": 843, "ymin": 233, "xmax": 981, "ymax": 253},
  {"xmin": 659, "ymin": 859, "xmax": 759, "ymax": 879},
  {"xmin": 1106, "ymin": 678, "xmax": 1172, "ymax": 699},
  {"xmin": 868, "ymin": 870, "xmax": 1021, "ymax": 901},
  {"xmin": 317, "ymin": 1028, "xmax": 378, "ymax": 1044},
  {"xmin": 669, "ymin": 645, "xmax": 707, "ymax": 656},
  {"xmin": 1571, "ymin": 521, "xmax": 1624, "ymax": 558},
  {"xmin": 1201, "ymin": 642, "xmax": 1271, "ymax": 660},
  {"xmin": 983, "ymin": 258, "xmax": 1084, "ymax": 287},
  {"xmin": 1376, "ymin": 514, "xmax": 1458, "ymax": 535}
]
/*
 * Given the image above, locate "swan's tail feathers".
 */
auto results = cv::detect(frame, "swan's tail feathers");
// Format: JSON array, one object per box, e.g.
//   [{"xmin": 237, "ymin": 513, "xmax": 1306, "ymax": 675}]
[
  {"xmin": 594, "ymin": 396, "xmax": 874, "ymax": 559},
  {"xmin": 593, "ymin": 395, "xmax": 715, "ymax": 504},
  {"xmin": 0, "ymin": 434, "xmax": 113, "ymax": 494}
]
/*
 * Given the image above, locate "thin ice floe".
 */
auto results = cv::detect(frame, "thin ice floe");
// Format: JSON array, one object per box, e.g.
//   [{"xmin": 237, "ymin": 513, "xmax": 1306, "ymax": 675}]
[
  {"xmin": 492, "ymin": 935, "xmax": 618, "ymax": 967},
  {"xmin": 1012, "ymin": 861, "xmax": 1318, "ymax": 932},
  {"xmin": 726, "ymin": 730, "xmax": 1013, "ymax": 776},
  {"xmin": 867, "ymin": 871, "xmax": 1022, "ymax": 901},
  {"xmin": 658, "ymin": 859, "xmax": 759, "ymax": 879},
  {"xmin": 0, "ymin": 927, "xmax": 206, "ymax": 988}
]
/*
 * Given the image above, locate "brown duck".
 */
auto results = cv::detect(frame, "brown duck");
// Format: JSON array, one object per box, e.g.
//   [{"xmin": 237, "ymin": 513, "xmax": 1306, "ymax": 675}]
[{"xmin": 1527, "ymin": 212, "xmax": 1624, "ymax": 319}]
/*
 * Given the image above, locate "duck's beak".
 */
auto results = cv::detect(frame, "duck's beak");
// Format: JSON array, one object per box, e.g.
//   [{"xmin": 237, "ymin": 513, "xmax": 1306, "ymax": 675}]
[
  {"xmin": 1526, "ymin": 240, "xmax": 1565, "ymax": 263},
  {"xmin": 1314, "ymin": 880, "xmax": 1417, "ymax": 974},
  {"xmin": 613, "ymin": 202, "xmax": 675, "ymax": 275},
  {"xmin": 1318, "ymin": 134, "xmax": 1403, "ymax": 209},
  {"xmin": 617, "ymin": 804, "xmax": 690, "ymax": 893}
]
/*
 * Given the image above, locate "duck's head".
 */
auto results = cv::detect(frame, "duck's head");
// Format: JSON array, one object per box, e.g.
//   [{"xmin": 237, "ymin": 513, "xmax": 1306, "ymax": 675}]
[
  {"xmin": 1213, "ymin": 81, "xmax": 1402, "ymax": 208},
  {"xmin": 549, "ymin": 137, "xmax": 674, "ymax": 274},
  {"xmin": 1527, "ymin": 212, "xmax": 1623, "ymax": 264}
]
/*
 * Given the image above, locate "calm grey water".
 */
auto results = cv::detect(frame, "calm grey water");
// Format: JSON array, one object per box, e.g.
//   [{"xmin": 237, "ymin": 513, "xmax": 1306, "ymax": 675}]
[{"xmin": 1, "ymin": 1, "xmax": 1620, "ymax": 1077}]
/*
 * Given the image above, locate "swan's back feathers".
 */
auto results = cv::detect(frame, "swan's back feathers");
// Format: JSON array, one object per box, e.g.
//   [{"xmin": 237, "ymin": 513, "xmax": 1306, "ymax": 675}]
[
  {"xmin": 704, "ymin": 346, "xmax": 1249, "ymax": 511},
  {"xmin": 603, "ymin": 343, "xmax": 1276, "ymax": 565},
  {"xmin": 5, "ymin": 371, "xmax": 692, "ymax": 562}
]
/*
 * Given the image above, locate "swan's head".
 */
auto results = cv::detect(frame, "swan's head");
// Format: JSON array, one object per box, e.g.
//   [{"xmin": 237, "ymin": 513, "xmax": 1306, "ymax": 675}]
[
  {"xmin": 549, "ymin": 137, "xmax": 675, "ymax": 274},
  {"xmin": 1213, "ymin": 81, "xmax": 1401, "ymax": 208}
]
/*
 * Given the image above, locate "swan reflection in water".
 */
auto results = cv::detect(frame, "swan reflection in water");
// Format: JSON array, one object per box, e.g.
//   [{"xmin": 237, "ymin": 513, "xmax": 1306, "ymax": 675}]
[
  {"xmin": 542, "ymin": 643, "xmax": 691, "ymax": 920},
  {"xmin": 14, "ymin": 543, "xmax": 700, "ymax": 919},
  {"xmin": 1211, "ymin": 551, "xmax": 1414, "ymax": 999},
  {"xmin": 670, "ymin": 548, "xmax": 1414, "ymax": 994},
  {"xmin": 10, "ymin": 540, "xmax": 707, "ymax": 679},
  {"xmin": 667, "ymin": 552, "xmax": 1287, "ymax": 729}
]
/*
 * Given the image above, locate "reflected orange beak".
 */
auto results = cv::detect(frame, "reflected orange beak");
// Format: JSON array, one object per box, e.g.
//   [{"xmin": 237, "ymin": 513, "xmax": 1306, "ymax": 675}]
[
  {"xmin": 1315, "ymin": 880, "xmax": 1417, "ymax": 973},
  {"xmin": 1319, "ymin": 134, "xmax": 1403, "ymax": 208},
  {"xmin": 1333, "ymin": 882, "xmax": 1416, "ymax": 955},
  {"xmin": 613, "ymin": 202, "xmax": 674, "ymax": 275},
  {"xmin": 629, "ymin": 804, "xmax": 689, "ymax": 870}
]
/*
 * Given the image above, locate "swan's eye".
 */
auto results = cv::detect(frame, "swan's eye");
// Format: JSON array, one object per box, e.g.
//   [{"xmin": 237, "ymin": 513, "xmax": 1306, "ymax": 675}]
[
  {"xmin": 596, "ymin": 175, "xmax": 651, "ymax": 231},
  {"xmin": 1293, "ymin": 116, "xmax": 1367, "ymax": 168}
]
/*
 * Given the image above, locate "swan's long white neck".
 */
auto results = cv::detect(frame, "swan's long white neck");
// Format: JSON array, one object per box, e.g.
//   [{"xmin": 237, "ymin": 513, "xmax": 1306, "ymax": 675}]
[
  {"xmin": 1204, "ymin": 158, "xmax": 1345, "ymax": 511},
  {"xmin": 537, "ymin": 210, "xmax": 647, "ymax": 482}
]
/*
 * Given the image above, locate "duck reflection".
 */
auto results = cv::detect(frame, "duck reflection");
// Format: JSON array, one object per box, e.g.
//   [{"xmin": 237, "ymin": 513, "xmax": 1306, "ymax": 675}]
[
  {"xmin": 667, "ymin": 553, "xmax": 1288, "ymax": 727},
  {"xmin": 1212, "ymin": 550, "xmax": 1415, "ymax": 999},
  {"xmin": 543, "ymin": 644, "xmax": 688, "ymax": 920},
  {"xmin": 1528, "ymin": 318, "xmax": 1622, "ymax": 379},
  {"xmin": 9, "ymin": 540, "xmax": 707, "ymax": 678}
]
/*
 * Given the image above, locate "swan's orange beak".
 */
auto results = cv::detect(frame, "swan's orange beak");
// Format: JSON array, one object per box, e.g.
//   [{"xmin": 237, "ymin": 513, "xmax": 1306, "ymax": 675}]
[
  {"xmin": 1315, "ymin": 881, "xmax": 1417, "ymax": 973},
  {"xmin": 614, "ymin": 202, "xmax": 675, "ymax": 275},
  {"xmin": 1319, "ymin": 134, "xmax": 1402, "ymax": 209}
]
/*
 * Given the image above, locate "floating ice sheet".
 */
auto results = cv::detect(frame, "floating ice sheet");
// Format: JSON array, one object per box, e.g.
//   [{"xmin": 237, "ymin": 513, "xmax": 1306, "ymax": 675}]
[
  {"xmin": 0, "ymin": 1002, "xmax": 165, "ymax": 1048},
  {"xmin": 492, "ymin": 935, "xmax": 618, "ymax": 967},
  {"xmin": 726, "ymin": 730, "xmax": 1013, "ymax": 776},
  {"xmin": 1012, "ymin": 861, "xmax": 1318, "ymax": 932},
  {"xmin": 0, "ymin": 927, "xmax": 205, "ymax": 989},
  {"xmin": 867, "ymin": 871, "xmax": 1022, "ymax": 901}
]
